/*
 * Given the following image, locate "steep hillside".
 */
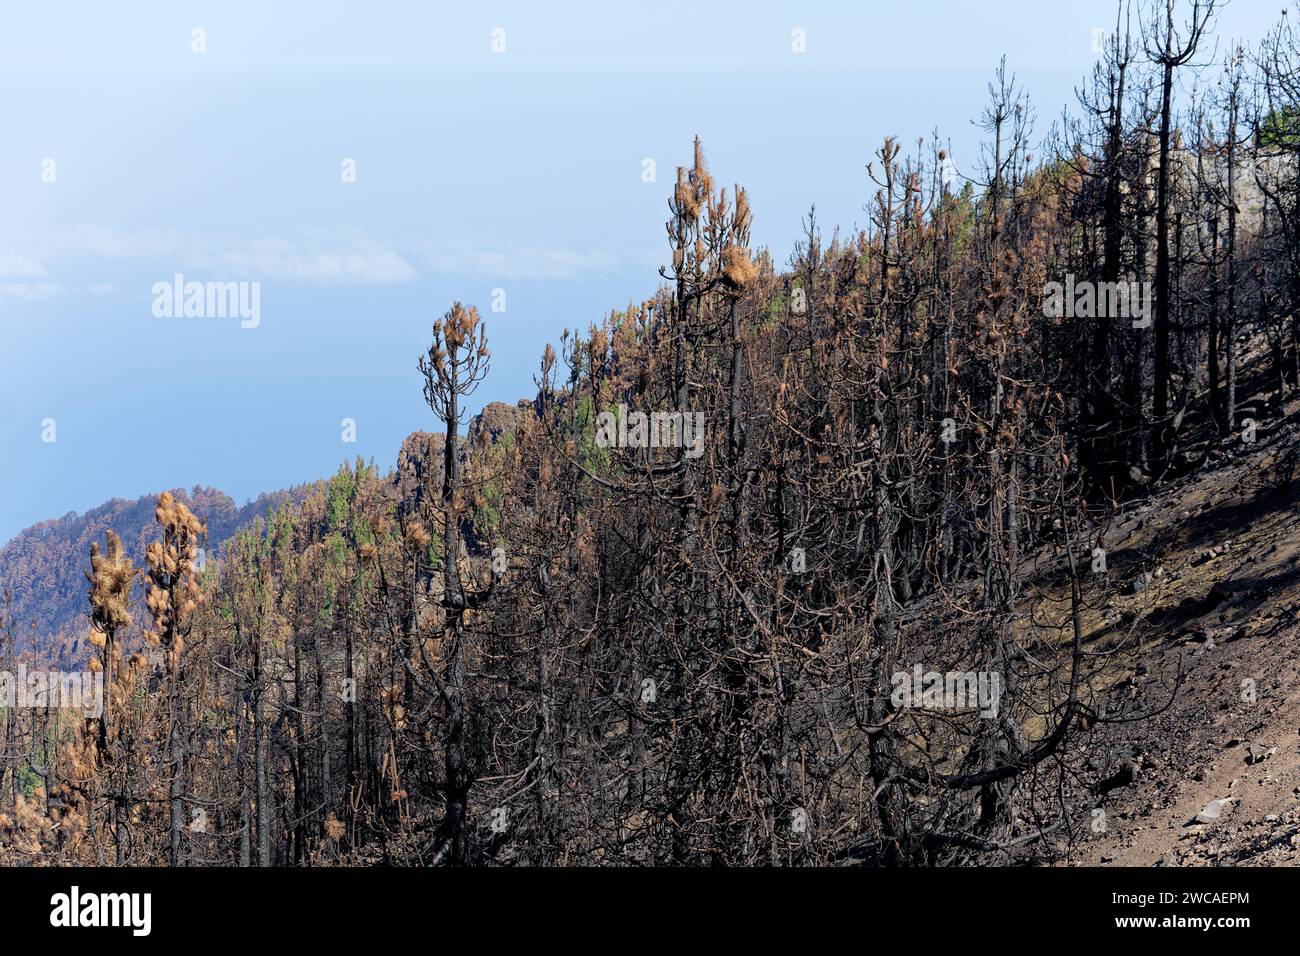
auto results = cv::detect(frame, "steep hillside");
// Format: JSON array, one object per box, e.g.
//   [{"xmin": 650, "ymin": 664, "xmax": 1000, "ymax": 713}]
[
  {"xmin": 1007, "ymin": 344, "xmax": 1300, "ymax": 866},
  {"xmin": 1069, "ymin": 385, "xmax": 1300, "ymax": 867},
  {"xmin": 0, "ymin": 486, "xmax": 310, "ymax": 656},
  {"xmin": 0, "ymin": 401, "xmax": 530, "ymax": 660}
]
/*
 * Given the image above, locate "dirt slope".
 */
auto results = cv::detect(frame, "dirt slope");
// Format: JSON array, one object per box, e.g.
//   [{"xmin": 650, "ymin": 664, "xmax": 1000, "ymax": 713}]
[{"xmin": 1068, "ymin": 379, "xmax": 1300, "ymax": 866}]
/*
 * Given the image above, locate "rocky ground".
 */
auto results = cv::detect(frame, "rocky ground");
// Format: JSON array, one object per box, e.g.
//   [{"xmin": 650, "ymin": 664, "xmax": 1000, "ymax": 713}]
[{"xmin": 1065, "ymin": 369, "xmax": 1300, "ymax": 866}]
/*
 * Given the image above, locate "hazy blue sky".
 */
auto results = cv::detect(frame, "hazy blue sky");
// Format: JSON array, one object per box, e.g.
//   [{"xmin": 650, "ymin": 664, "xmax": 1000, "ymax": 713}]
[{"xmin": 0, "ymin": 0, "xmax": 1284, "ymax": 543}]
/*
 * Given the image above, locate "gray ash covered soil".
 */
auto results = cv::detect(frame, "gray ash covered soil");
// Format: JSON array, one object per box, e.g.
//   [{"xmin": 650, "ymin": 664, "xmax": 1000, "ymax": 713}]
[{"xmin": 1063, "ymin": 353, "xmax": 1300, "ymax": 866}]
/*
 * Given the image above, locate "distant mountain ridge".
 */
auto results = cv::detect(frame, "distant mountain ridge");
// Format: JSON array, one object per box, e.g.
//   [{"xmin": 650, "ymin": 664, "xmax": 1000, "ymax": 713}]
[
  {"xmin": 0, "ymin": 400, "xmax": 531, "ymax": 658},
  {"xmin": 0, "ymin": 485, "xmax": 310, "ymax": 654}
]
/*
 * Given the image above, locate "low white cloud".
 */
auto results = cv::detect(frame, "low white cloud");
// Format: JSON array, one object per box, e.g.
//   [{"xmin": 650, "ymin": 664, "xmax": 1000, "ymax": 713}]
[
  {"xmin": 0, "ymin": 227, "xmax": 419, "ymax": 288},
  {"xmin": 56, "ymin": 225, "xmax": 173, "ymax": 261},
  {"xmin": 0, "ymin": 282, "xmax": 68, "ymax": 300},
  {"xmin": 420, "ymin": 240, "xmax": 619, "ymax": 280},
  {"xmin": 0, "ymin": 227, "xmax": 619, "ymax": 289},
  {"xmin": 0, "ymin": 255, "xmax": 48, "ymax": 278},
  {"xmin": 207, "ymin": 237, "xmax": 418, "ymax": 284}
]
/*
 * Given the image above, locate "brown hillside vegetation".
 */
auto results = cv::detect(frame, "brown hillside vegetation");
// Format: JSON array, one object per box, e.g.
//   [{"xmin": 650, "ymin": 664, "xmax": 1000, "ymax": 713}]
[
  {"xmin": 0, "ymin": 486, "xmax": 313, "ymax": 660},
  {"xmin": 3, "ymin": 4, "xmax": 1300, "ymax": 866}
]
